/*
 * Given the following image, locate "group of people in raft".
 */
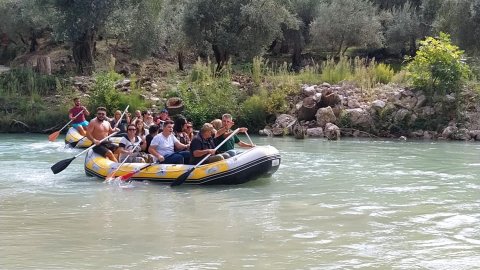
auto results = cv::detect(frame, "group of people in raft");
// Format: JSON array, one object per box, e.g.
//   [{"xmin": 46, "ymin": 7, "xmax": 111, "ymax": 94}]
[{"xmin": 68, "ymin": 97, "xmax": 255, "ymax": 165}]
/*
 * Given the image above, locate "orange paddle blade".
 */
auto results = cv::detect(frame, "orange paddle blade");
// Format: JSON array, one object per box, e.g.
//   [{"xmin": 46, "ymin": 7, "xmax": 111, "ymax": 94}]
[{"xmin": 48, "ymin": 130, "xmax": 60, "ymax": 142}]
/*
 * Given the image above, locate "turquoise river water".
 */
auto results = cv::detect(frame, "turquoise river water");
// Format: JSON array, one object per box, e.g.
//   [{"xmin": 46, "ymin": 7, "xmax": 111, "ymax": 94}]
[{"xmin": 0, "ymin": 134, "xmax": 479, "ymax": 269}]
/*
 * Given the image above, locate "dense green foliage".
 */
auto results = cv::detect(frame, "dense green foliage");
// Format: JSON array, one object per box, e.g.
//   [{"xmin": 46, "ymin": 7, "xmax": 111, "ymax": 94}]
[
  {"xmin": 1, "ymin": 0, "xmax": 480, "ymax": 135},
  {"xmin": 310, "ymin": 0, "xmax": 383, "ymax": 56},
  {"xmin": 0, "ymin": 68, "xmax": 69, "ymax": 131},
  {"xmin": 406, "ymin": 33, "xmax": 471, "ymax": 98},
  {"xmin": 89, "ymin": 71, "xmax": 149, "ymax": 116},
  {"xmin": 183, "ymin": 0, "xmax": 295, "ymax": 69}
]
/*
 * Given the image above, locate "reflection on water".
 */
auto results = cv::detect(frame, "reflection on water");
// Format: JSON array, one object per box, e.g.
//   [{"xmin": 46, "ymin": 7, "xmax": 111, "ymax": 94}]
[{"xmin": 1, "ymin": 134, "xmax": 479, "ymax": 269}]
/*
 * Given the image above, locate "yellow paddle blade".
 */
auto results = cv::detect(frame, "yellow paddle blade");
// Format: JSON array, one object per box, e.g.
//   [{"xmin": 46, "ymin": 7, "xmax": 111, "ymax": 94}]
[{"xmin": 48, "ymin": 130, "xmax": 60, "ymax": 142}]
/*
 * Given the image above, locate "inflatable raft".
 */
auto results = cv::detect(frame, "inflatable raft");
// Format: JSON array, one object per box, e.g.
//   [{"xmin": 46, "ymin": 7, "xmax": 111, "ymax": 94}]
[
  {"xmin": 65, "ymin": 127, "xmax": 122, "ymax": 148},
  {"xmin": 85, "ymin": 145, "xmax": 281, "ymax": 185}
]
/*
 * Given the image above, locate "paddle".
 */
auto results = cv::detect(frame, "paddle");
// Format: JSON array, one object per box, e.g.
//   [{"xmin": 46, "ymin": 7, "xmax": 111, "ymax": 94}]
[
  {"xmin": 105, "ymin": 139, "xmax": 142, "ymax": 181},
  {"xmin": 48, "ymin": 110, "xmax": 84, "ymax": 142},
  {"xmin": 117, "ymin": 163, "xmax": 154, "ymax": 182},
  {"xmin": 69, "ymin": 105, "xmax": 129, "ymax": 148},
  {"xmin": 170, "ymin": 128, "xmax": 240, "ymax": 187},
  {"xmin": 245, "ymin": 131, "xmax": 255, "ymax": 147},
  {"xmin": 51, "ymin": 132, "xmax": 118, "ymax": 174}
]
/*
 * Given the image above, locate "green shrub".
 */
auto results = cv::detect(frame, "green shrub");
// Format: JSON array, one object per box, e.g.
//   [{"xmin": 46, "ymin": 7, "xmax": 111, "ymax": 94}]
[
  {"xmin": 89, "ymin": 71, "xmax": 149, "ymax": 115},
  {"xmin": 405, "ymin": 32, "xmax": 471, "ymax": 99},
  {"xmin": 238, "ymin": 94, "xmax": 267, "ymax": 131},
  {"xmin": 320, "ymin": 56, "xmax": 352, "ymax": 84},
  {"xmin": 251, "ymin": 56, "xmax": 263, "ymax": 85},
  {"xmin": 296, "ymin": 63, "xmax": 321, "ymax": 84},
  {"xmin": 375, "ymin": 63, "xmax": 395, "ymax": 84},
  {"xmin": 179, "ymin": 77, "xmax": 243, "ymax": 126},
  {"xmin": 0, "ymin": 68, "xmax": 65, "ymax": 97}
]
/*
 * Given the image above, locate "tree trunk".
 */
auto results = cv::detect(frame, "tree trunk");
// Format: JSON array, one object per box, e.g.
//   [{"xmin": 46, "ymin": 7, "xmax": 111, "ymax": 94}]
[
  {"xmin": 177, "ymin": 51, "xmax": 184, "ymax": 71},
  {"xmin": 291, "ymin": 30, "xmax": 303, "ymax": 72},
  {"xmin": 72, "ymin": 29, "xmax": 96, "ymax": 75},
  {"xmin": 212, "ymin": 44, "xmax": 228, "ymax": 73},
  {"xmin": 297, "ymin": 96, "xmax": 318, "ymax": 121},
  {"xmin": 29, "ymin": 29, "xmax": 38, "ymax": 52},
  {"xmin": 336, "ymin": 38, "xmax": 344, "ymax": 57},
  {"xmin": 37, "ymin": 56, "xmax": 51, "ymax": 75},
  {"xmin": 409, "ymin": 36, "xmax": 416, "ymax": 56}
]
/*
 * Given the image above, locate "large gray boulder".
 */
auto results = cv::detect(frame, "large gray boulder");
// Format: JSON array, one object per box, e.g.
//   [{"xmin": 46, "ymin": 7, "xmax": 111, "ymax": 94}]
[
  {"xmin": 441, "ymin": 125, "xmax": 458, "ymax": 139},
  {"xmin": 306, "ymin": 127, "xmax": 324, "ymax": 137},
  {"xmin": 316, "ymin": 106, "xmax": 336, "ymax": 128},
  {"xmin": 275, "ymin": 114, "xmax": 296, "ymax": 128},
  {"xmin": 344, "ymin": 108, "xmax": 374, "ymax": 130},
  {"xmin": 324, "ymin": 123, "xmax": 340, "ymax": 140}
]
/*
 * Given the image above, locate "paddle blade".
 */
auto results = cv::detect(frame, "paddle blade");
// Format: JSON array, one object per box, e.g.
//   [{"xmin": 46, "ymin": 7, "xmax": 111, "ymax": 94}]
[
  {"xmin": 105, "ymin": 171, "xmax": 116, "ymax": 181},
  {"xmin": 118, "ymin": 170, "xmax": 138, "ymax": 182},
  {"xmin": 51, "ymin": 157, "xmax": 76, "ymax": 174},
  {"xmin": 119, "ymin": 163, "xmax": 154, "ymax": 181},
  {"xmin": 48, "ymin": 131, "xmax": 60, "ymax": 142},
  {"xmin": 170, "ymin": 167, "xmax": 195, "ymax": 187}
]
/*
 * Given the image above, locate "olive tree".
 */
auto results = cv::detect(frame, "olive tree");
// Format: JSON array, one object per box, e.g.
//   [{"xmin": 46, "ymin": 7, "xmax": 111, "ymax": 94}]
[
  {"xmin": 384, "ymin": 1, "xmax": 422, "ymax": 56},
  {"xmin": 280, "ymin": 0, "xmax": 321, "ymax": 71},
  {"xmin": 184, "ymin": 0, "xmax": 294, "ymax": 71},
  {"xmin": 45, "ymin": 0, "xmax": 129, "ymax": 74},
  {"xmin": 0, "ymin": 0, "xmax": 51, "ymax": 53},
  {"xmin": 158, "ymin": 0, "xmax": 188, "ymax": 70},
  {"xmin": 310, "ymin": 0, "xmax": 383, "ymax": 56},
  {"xmin": 433, "ymin": 0, "xmax": 480, "ymax": 55}
]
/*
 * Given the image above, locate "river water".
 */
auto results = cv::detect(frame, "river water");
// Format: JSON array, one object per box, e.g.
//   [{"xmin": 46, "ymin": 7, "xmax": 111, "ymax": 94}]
[{"xmin": 0, "ymin": 134, "xmax": 479, "ymax": 269}]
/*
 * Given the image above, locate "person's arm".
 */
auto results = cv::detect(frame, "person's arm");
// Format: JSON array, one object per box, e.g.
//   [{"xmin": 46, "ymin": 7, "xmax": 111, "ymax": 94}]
[
  {"xmin": 174, "ymin": 141, "xmax": 189, "ymax": 151},
  {"xmin": 190, "ymin": 138, "xmax": 214, "ymax": 157},
  {"xmin": 139, "ymin": 139, "xmax": 146, "ymax": 151},
  {"xmin": 236, "ymin": 127, "xmax": 254, "ymax": 148},
  {"xmin": 214, "ymin": 126, "xmax": 229, "ymax": 138},
  {"xmin": 118, "ymin": 146, "xmax": 131, "ymax": 155},
  {"xmin": 238, "ymin": 140, "xmax": 254, "ymax": 148},
  {"xmin": 148, "ymin": 145, "xmax": 164, "ymax": 163},
  {"xmin": 82, "ymin": 106, "xmax": 90, "ymax": 116},
  {"xmin": 108, "ymin": 122, "xmax": 120, "ymax": 134},
  {"xmin": 68, "ymin": 109, "xmax": 75, "ymax": 120},
  {"xmin": 193, "ymin": 148, "xmax": 216, "ymax": 158}
]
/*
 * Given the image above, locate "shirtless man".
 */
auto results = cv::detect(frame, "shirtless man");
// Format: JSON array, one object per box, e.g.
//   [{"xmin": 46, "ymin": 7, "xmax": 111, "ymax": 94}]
[
  {"xmin": 69, "ymin": 97, "xmax": 90, "ymax": 136},
  {"xmin": 86, "ymin": 107, "xmax": 119, "ymax": 162}
]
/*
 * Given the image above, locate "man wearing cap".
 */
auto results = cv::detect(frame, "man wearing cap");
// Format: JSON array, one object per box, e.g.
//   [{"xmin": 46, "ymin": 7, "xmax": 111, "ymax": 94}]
[{"xmin": 155, "ymin": 109, "xmax": 170, "ymax": 129}]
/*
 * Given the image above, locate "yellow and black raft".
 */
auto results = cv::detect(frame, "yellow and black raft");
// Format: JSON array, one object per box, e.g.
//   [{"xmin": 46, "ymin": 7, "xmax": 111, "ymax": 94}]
[
  {"xmin": 84, "ymin": 146, "xmax": 281, "ymax": 185},
  {"xmin": 65, "ymin": 127, "xmax": 122, "ymax": 148}
]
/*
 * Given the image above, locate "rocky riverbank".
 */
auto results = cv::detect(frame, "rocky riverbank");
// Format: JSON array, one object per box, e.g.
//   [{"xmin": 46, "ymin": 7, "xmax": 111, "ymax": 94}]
[{"xmin": 261, "ymin": 83, "xmax": 480, "ymax": 141}]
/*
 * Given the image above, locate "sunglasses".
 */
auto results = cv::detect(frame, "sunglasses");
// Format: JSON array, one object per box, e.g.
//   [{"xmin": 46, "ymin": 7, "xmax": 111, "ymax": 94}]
[{"xmin": 128, "ymin": 128, "xmax": 137, "ymax": 131}]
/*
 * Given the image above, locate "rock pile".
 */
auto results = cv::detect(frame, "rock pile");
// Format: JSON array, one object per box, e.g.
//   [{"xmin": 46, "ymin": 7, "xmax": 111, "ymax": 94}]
[{"xmin": 261, "ymin": 83, "xmax": 480, "ymax": 141}]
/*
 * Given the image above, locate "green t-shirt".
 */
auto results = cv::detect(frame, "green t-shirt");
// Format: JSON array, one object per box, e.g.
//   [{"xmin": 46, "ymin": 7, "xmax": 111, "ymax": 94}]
[{"xmin": 216, "ymin": 133, "xmax": 240, "ymax": 152}]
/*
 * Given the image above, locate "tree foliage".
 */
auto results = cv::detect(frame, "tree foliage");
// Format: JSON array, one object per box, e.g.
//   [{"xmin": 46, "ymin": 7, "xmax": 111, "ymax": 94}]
[
  {"xmin": 0, "ymin": 0, "xmax": 51, "ymax": 53},
  {"xmin": 384, "ymin": 1, "xmax": 421, "ymax": 56},
  {"xmin": 310, "ymin": 0, "xmax": 383, "ymax": 56},
  {"xmin": 183, "ymin": 0, "xmax": 295, "ymax": 70},
  {"xmin": 406, "ymin": 33, "xmax": 471, "ymax": 98},
  {"xmin": 44, "ymin": 0, "xmax": 129, "ymax": 74},
  {"xmin": 158, "ymin": 0, "xmax": 188, "ymax": 70},
  {"xmin": 433, "ymin": 0, "xmax": 480, "ymax": 55}
]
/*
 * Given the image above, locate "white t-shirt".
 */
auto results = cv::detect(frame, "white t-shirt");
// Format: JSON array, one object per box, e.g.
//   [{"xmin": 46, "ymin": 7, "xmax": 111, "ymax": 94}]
[{"xmin": 150, "ymin": 133, "xmax": 179, "ymax": 156}]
